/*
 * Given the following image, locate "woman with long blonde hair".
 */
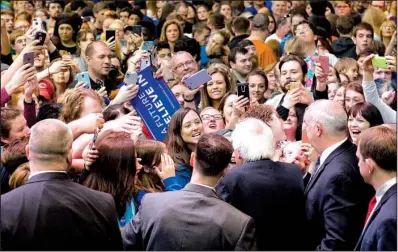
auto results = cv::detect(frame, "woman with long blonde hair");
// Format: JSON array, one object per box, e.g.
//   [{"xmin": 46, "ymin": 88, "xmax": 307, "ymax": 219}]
[{"xmin": 362, "ymin": 6, "xmax": 387, "ymax": 41}]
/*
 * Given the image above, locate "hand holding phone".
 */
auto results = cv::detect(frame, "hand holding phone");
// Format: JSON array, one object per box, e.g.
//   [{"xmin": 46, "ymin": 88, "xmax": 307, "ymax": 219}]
[
  {"xmin": 183, "ymin": 69, "xmax": 212, "ymax": 90},
  {"xmin": 124, "ymin": 71, "xmax": 138, "ymax": 86},
  {"xmin": 289, "ymin": 81, "xmax": 302, "ymax": 90},
  {"xmin": 76, "ymin": 72, "xmax": 91, "ymax": 89},
  {"xmin": 237, "ymin": 83, "xmax": 250, "ymax": 100},
  {"xmin": 132, "ymin": 25, "xmax": 142, "ymax": 36},
  {"xmin": 372, "ymin": 56, "xmax": 388, "ymax": 69},
  {"xmin": 106, "ymin": 29, "xmax": 116, "ymax": 41},
  {"xmin": 23, "ymin": 52, "xmax": 35, "ymax": 65},
  {"xmin": 319, "ymin": 56, "xmax": 329, "ymax": 75}
]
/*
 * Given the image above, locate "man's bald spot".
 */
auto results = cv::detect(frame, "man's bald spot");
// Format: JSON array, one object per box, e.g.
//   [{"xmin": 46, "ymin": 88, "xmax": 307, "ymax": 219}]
[
  {"xmin": 29, "ymin": 119, "xmax": 73, "ymax": 158},
  {"xmin": 85, "ymin": 40, "xmax": 109, "ymax": 58}
]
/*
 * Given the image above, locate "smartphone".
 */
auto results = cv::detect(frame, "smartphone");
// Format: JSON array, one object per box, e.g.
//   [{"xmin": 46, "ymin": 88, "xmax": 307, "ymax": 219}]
[
  {"xmin": 76, "ymin": 72, "xmax": 91, "ymax": 89},
  {"xmin": 34, "ymin": 31, "xmax": 46, "ymax": 46},
  {"xmin": 140, "ymin": 56, "xmax": 151, "ymax": 70},
  {"xmin": 124, "ymin": 71, "xmax": 138, "ymax": 86},
  {"xmin": 105, "ymin": 29, "xmax": 116, "ymax": 41},
  {"xmin": 184, "ymin": 69, "xmax": 212, "ymax": 90},
  {"xmin": 132, "ymin": 25, "xmax": 142, "ymax": 36},
  {"xmin": 319, "ymin": 56, "xmax": 329, "ymax": 75},
  {"xmin": 23, "ymin": 52, "xmax": 34, "ymax": 65},
  {"xmin": 372, "ymin": 56, "xmax": 388, "ymax": 69},
  {"xmin": 289, "ymin": 81, "xmax": 302, "ymax": 90},
  {"xmin": 32, "ymin": 18, "xmax": 44, "ymax": 31},
  {"xmin": 237, "ymin": 83, "xmax": 250, "ymax": 99}
]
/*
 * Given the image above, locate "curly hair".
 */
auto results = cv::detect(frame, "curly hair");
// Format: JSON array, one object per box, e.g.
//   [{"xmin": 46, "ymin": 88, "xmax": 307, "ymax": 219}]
[
  {"xmin": 241, "ymin": 104, "xmax": 275, "ymax": 124},
  {"xmin": 59, "ymin": 88, "xmax": 104, "ymax": 123}
]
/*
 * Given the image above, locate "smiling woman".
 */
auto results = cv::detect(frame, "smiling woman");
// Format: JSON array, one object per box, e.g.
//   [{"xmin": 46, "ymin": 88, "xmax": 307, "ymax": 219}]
[
  {"xmin": 347, "ymin": 102, "xmax": 384, "ymax": 145},
  {"xmin": 200, "ymin": 63, "xmax": 236, "ymax": 110},
  {"xmin": 165, "ymin": 108, "xmax": 204, "ymax": 189}
]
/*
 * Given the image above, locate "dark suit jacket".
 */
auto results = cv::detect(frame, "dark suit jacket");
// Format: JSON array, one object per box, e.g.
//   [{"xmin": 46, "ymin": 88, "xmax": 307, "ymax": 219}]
[
  {"xmin": 122, "ymin": 183, "xmax": 257, "ymax": 251},
  {"xmin": 216, "ymin": 159, "xmax": 306, "ymax": 250},
  {"xmin": 355, "ymin": 185, "xmax": 397, "ymax": 251},
  {"xmin": 304, "ymin": 140, "xmax": 374, "ymax": 250},
  {"xmin": 1, "ymin": 172, "xmax": 123, "ymax": 250}
]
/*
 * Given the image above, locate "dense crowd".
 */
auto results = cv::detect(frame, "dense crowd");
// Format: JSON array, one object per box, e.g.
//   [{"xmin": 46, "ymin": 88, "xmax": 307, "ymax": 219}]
[{"xmin": 0, "ymin": 0, "xmax": 397, "ymax": 251}]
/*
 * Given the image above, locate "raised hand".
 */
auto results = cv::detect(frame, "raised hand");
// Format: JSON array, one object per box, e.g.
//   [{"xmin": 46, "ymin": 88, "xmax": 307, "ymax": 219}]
[{"xmin": 154, "ymin": 153, "xmax": 176, "ymax": 181}]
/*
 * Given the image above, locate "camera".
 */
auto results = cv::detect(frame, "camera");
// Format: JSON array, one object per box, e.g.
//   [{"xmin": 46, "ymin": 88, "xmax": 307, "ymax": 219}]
[{"xmin": 108, "ymin": 65, "xmax": 120, "ymax": 82}]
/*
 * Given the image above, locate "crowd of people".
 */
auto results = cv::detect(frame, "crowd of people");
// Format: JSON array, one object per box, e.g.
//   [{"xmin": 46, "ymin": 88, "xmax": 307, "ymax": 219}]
[{"xmin": 0, "ymin": 0, "xmax": 397, "ymax": 250}]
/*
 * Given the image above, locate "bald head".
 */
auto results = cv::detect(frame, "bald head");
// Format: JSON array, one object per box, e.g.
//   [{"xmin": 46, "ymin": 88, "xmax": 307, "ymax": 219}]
[
  {"xmin": 85, "ymin": 40, "xmax": 109, "ymax": 58},
  {"xmin": 304, "ymin": 100, "xmax": 348, "ymax": 136},
  {"xmin": 29, "ymin": 119, "xmax": 73, "ymax": 163}
]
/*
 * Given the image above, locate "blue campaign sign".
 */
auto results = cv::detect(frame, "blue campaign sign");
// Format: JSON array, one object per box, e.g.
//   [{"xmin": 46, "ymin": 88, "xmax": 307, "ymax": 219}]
[{"xmin": 130, "ymin": 67, "xmax": 181, "ymax": 141}]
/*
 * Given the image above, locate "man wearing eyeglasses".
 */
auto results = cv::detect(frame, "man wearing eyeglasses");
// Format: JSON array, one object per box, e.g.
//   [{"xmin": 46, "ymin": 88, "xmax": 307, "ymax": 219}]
[
  {"xmin": 200, "ymin": 107, "xmax": 225, "ymax": 134},
  {"xmin": 171, "ymin": 51, "xmax": 201, "ymax": 108},
  {"xmin": 371, "ymin": 1, "xmax": 386, "ymax": 12}
]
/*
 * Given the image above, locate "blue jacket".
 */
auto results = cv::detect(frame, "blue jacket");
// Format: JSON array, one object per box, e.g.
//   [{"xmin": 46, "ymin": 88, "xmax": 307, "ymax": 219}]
[
  {"xmin": 135, "ymin": 164, "xmax": 192, "ymax": 208},
  {"xmin": 355, "ymin": 185, "xmax": 397, "ymax": 251}
]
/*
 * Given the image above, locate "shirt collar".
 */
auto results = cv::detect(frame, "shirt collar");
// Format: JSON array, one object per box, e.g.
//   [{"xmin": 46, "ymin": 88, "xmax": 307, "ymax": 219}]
[
  {"xmin": 376, "ymin": 177, "xmax": 397, "ymax": 204},
  {"xmin": 190, "ymin": 182, "xmax": 216, "ymax": 193},
  {"xmin": 29, "ymin": 170, "xmax": 67, "ymax": 180},
  {"xmin": 319, "ymin": 138, "xmax": 347, "ymax": 167}
]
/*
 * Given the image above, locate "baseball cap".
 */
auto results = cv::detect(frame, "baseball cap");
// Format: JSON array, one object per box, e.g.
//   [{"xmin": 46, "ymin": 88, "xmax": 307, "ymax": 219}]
[{"xmin": 39, "ymin": 79, "xmax": 55, "ymax": 101}]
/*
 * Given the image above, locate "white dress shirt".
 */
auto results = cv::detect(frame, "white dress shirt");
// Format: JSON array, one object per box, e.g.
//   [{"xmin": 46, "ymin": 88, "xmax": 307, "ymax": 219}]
[
  {"xmin": 365, "ymin": 177, "xmax": 397, "ymax": 227},
  {"xmin": 319, "ymin": 138, "xmax": 348, "ymax": 168}
]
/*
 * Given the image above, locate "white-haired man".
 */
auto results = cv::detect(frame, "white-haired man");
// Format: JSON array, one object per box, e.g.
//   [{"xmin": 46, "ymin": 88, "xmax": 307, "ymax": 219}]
[
  {"xmin": 216, "ymin": 118, "xmax": 306, "ymax": 250},
  {"xmin": 302, "ymin": 100, "xmax": 374, "ymax": 250}
]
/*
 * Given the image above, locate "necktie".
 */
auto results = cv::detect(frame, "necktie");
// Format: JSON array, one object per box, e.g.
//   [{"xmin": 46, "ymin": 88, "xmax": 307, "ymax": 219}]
[
  {"xmin": 313, "ymin": 158, "xmax": 321, "ymax": 174},
  {"xmin": 364, "ymin": 196, "xmax": 377, "ymax": 225}
]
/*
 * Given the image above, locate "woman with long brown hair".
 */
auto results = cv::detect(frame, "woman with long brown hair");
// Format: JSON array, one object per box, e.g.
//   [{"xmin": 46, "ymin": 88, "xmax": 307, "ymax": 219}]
[
  {"xmin": 83, "ymin": 131, "xmax": 138, "ymax": 228},
  {"xmin": 165, "ymin": 108, "xmax": 204, "ymax": 189}
]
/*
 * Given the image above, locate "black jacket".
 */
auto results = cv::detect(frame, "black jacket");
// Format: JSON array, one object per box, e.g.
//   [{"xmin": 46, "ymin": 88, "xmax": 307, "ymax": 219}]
[
  {"xmin": 1, "ymin": 172, "xmax": 124, "ymax": 250},
  {"xmin": 332, "ymin": 37, "xmax": 357, "ymax": 59},
  {"xmin": 216, "ymin": 159, "xmax": 306, "ymax": 250},
  {"xmin": 304, "ymin": 140, "xmax": 374, "ymax": 250},
  {"xmin": 228, "ymin": 34, "xmax": 250, "ymax": 50}
]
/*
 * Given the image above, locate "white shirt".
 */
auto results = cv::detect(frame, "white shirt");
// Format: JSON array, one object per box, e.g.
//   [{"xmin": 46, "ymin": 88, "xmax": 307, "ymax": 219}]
[
  {"xmin": 29, "ymin": 170, "xmax": 67, "ymax": 180},
  {"xmin": 319, "ymin": 138, "xmax": 348, "ymax": 168},
  {"xmin": 365, "ymin": 177, "xmax": 397, "ymax": 227},
  {"xmin": 265, "ymin": 33, "xmax": 282, "ymax": 43}
]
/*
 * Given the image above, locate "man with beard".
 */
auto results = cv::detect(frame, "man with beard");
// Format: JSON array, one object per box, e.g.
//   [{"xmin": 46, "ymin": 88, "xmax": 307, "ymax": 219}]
[
  {"xmin": 47, "ymin": 0, "xmax": 64, "ymax": 24},
  {"xmin": 266, "ymin": 55, "xmax": 313, "ymax": 121},
  {"xmin": 229, "ymin": 47, "xmax": 253, "ymax": 84}
]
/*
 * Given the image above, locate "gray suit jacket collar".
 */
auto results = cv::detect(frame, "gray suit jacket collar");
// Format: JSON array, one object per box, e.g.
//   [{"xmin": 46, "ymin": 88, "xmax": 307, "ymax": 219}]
[{"xmin": 182, "ymin": 183, "xmax": 219, "ymax": 199}]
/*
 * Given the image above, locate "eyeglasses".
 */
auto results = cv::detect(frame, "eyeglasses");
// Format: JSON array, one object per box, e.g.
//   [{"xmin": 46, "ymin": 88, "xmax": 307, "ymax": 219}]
[
  {"xmin": 201, "ymin": 114, "xmax": 223, "ymax": 121},
  {"xmin": 174, "ymin": 59, "xmax": 195, "ymax": 71}
]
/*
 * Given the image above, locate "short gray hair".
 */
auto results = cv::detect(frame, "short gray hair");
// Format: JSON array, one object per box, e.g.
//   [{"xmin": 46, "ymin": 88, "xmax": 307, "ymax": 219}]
[
  {"xmin": 304, "ymin": 100, "xmax": 348, "ymax": 135},
  {"xmin": 231, "ymin": 118, "xmax": 274, "ymax": 161},
  {"xmin": 29, "ymin": 119, "xmax": 73, "ymax": 162}
]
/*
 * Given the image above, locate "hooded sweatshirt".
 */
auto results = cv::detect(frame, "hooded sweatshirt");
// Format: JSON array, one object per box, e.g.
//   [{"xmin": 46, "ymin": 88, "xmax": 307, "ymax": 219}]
[{"xmin": 332, "ymin": 37, "xmax": 357, "ymax": 59}]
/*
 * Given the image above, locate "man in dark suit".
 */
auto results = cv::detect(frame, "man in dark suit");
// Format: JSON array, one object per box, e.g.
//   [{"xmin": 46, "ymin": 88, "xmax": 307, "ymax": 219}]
[
  {"xmin": 216, "ymin": 118, "xmax": 306, "ymax": 250},
  {"xmin": 302, "ymin": 100, "xmax": 374, "ymax": 250},
  {"xmin": 354, "ymin": 126, "xmax": 397, "ymax": 251},
  {"xmin": 122, "ymin": 134, "xmax": 257, "ymax": 250},
  {"xmin": 1, "ymin": 119, "xmax": 123, "ymax": 250}
]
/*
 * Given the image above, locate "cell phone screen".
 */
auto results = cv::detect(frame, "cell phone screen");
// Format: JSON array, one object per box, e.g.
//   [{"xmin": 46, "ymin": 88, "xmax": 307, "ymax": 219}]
[
  {"xmin": 237, "ymin": 83, "xmax": 250, "ymax": 99},
  {"xmin": 106, "ymin": 30, "xmax": 115, "ymax": 41}
]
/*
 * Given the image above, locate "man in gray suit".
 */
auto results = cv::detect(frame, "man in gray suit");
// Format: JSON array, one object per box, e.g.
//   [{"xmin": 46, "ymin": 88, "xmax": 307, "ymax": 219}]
[{"xmin": 122, "ymin": 134, "xmax": 257, "ymax": 250}]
